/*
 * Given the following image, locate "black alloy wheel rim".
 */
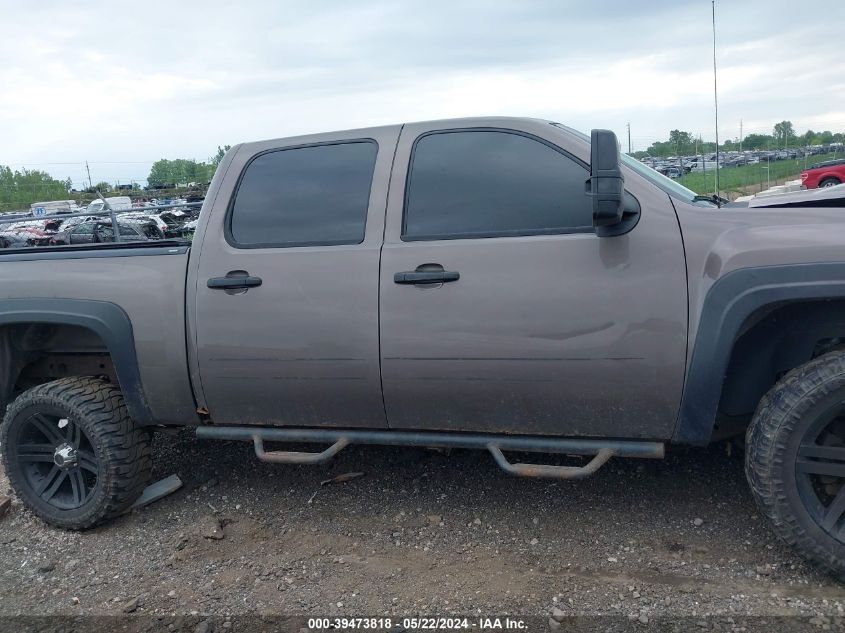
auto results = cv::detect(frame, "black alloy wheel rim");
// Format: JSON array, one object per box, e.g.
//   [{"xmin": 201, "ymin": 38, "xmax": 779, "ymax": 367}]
[
  {"xmin": 795, "ymin": 399, "xmax": 845, "ymax": 543},
  {"xmin": 15, "ymin": 410, "xmax": 99, "ymax": 510}
]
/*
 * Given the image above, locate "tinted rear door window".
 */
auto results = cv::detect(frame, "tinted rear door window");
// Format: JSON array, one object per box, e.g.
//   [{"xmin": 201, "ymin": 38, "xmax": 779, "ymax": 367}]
[
  {"xmin": 230, "ymin": 141, "xmax": 378, "ymax": 248},
  {"xmin": 404, "ymin": 131, "xmax": 593, "ymax": 240}
]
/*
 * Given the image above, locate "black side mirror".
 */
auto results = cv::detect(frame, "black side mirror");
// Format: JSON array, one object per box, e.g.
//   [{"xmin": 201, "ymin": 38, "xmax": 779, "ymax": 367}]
[{"xmin": 586, "ymin": 129, "xmax": 625, "ymax": 233}]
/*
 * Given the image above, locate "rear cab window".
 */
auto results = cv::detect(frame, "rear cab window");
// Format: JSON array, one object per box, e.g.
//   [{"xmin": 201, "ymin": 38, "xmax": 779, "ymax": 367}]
[{"xmin": 227, "ymin": 141, "xmax": 378, "ymax": 248}]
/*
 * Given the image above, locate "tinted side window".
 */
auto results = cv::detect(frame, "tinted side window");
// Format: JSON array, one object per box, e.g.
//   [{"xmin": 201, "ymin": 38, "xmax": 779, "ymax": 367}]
[
  {"xmin": 404, "ymin": 131, "xmax": 593, "ymax": 240},
  {"xmin": 230, "ymin": 141, "xmax": 378, "ymax": 247}
]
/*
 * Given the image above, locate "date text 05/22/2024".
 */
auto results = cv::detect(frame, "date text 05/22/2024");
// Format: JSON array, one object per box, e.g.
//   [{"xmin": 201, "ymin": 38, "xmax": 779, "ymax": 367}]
[{"xmin": 306, "ymin": 617, "xmax": 528, "ymax": 630}]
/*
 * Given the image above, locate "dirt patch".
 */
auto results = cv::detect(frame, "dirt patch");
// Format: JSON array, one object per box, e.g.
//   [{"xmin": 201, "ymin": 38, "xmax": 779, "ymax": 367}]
[{"xmin": 2, "ymin": 430, "xmax": 845, "ymax": 624}]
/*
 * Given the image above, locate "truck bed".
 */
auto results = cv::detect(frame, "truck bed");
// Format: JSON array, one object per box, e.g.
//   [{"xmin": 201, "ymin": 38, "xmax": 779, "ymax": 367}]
[{"xmin": 0, "ymin": 242, "xmax": 196, "ymax": 423}]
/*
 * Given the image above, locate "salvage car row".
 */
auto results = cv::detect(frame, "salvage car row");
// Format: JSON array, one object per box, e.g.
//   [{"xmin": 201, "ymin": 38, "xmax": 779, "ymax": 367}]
[
  {"xmin": 641, "ymin": 144, "xmax": 844, "ymax": 179},
  {"xmin": 0, "ymin": 197, "xmax": 201, "ymax": 248}
]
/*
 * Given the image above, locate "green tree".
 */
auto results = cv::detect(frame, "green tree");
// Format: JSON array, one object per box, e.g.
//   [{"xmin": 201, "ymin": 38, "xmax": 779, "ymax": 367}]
[
  {"xmin": 148, "ymin": 159, "xmax": 173, "ymax": 187},
  {"xmin": 0, "ymin": 166, "xmax": 72, "ymax": 212},
  {"xmin": 817, "ymin": 131, "xmax": 835, "ymax": 145},
  {"xmin": 94, "ymin": 181, "xmax": 112, "ymax": 193},
  {"xmin": 668, "ymin": 130, "xmax": 695, "ymax": 154},
  {"xmin": 211, "ymin": 145, "xmax": 232, "ymax": 167},
  {"xmin": 741, "ymin": 133, "xmax": 774, "ymax": 150},
  {"xmin": 645, "ymin": 140, "xmax": 672, "ymax": 157},
  {"xmin": 148, "ymin": 158, "xmax": 215, "ymax": 187},
  {"xmin": 800, "ymin": 130, "xmax": 815, "ymax": 146},
  {"xmin": 773, "ymin": 121, "xmax": 796, "ymax": 148},
  {"xmin": 646, "ymin": 130, "xmax": 697, "ymax": 157}
]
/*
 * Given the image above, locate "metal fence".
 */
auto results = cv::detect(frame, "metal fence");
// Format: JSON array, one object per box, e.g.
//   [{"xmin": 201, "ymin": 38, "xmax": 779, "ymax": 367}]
[{"xmin": 638, "ymin": 145, "xmax": 842, "ymax": 199}]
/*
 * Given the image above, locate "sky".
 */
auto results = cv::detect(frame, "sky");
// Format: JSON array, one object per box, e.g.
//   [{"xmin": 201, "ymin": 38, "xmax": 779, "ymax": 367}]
[{"xmin": 2, "ymin": 0, "xmax": 844, "ymax": 187}]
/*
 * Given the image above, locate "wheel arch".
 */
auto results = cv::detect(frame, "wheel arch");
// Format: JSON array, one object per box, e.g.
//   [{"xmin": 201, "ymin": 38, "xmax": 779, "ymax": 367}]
[
  {"xmin": 0, "ymin": 299, "xmax": 153, "ymax": 425},
  {"xmin": 675, "ymin": 262, "xmax": 845, "ymax": 445}
]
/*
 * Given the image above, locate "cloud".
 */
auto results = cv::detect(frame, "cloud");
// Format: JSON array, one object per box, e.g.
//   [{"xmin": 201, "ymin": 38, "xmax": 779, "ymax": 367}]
[{"xmin": 1, "ymin": 0, "xmax": 843, "ymax": 185}]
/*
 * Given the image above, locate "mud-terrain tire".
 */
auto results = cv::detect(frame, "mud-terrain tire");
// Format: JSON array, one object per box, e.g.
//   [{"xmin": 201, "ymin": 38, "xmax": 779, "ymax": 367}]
[
  {"xmin": 0, "ymin": 377, "xmax": 151, "ymax": 529},
  {"xmin": 820, "ymin": 177, "xmax": 841, "ymax": 188},
  {"xmin": 746, "ymin": 350, "xmax": 845, "ymax": 578}
]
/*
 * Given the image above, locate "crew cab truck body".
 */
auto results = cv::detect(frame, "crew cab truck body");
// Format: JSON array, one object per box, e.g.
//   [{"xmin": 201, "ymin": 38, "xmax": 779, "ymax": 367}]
[{"xmin": 4, "ymin": 117, "xmax": 845, "ymax": 576}]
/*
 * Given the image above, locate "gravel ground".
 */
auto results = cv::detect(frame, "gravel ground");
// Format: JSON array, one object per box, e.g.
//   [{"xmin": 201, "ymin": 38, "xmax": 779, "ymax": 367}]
[{"xmin": 2, "ymin": 430, "xmax": 845, "ymax": 630}]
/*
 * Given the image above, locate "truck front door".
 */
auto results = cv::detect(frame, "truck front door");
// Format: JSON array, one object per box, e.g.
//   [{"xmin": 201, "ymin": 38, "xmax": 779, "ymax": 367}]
[
  {"xmin": 192, "ymin": 127, "xmax": 399, "ymax": 428},
  {"xmin": 378, "ymin": 120, "xmax": 688, "ymax": 438}
]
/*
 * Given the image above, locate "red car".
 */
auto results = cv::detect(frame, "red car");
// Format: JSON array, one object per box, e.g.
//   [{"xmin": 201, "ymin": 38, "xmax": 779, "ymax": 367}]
[{"xmin": 801, "ymin": 159, "xmax": 845, "ymax": 188}]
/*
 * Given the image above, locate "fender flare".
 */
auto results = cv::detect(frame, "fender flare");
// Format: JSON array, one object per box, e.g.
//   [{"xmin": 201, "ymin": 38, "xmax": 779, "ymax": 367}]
[
  {"xmin": 674, "ymin": 262, "xmax": 845, "ymax": 445},
  {"xmin": 0, "ymin": 298, "xmax": 153, "ymax": 425}
]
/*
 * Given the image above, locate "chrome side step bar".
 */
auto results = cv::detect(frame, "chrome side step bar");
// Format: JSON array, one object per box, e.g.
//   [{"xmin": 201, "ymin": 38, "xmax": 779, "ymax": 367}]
[{"xmin": 195, "ymin": 426, "xmax": 664, "ymax": 480}]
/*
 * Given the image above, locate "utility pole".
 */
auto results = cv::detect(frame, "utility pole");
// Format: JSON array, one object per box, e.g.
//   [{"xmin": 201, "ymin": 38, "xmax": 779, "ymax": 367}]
[
  {"xmin": 739, "ymin": 118, "xmax": 743, "ymax": 153},
  {"xmin": 85, "ymin": 161, "xmax": 93, "ymax": 190},
  {"xmin": 626, "ymin": 123, "xmax": 632, "ymax": 154}
]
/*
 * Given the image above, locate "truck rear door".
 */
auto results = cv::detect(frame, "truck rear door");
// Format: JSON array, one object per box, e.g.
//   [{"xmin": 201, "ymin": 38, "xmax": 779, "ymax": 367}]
[
  {"xmin": 378, "ymin": 119, "xmax": 688, "ymax": 438},
  {"xmin": 191, "ymin": 126, "xmax": 399, "ymax": 428}
]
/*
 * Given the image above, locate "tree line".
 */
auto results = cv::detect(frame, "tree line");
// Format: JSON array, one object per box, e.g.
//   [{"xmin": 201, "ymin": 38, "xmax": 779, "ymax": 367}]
[
  {"xmin": 3, "ymin": 126, "xmax": 841, "ymax": 213},
  {"xmin": 0, "ymin": 166, "xmax": 73, "ymax": 212},
  {"xmin": 636, "ymin": 121, "xmax": 845, "ymax": 158},
  {"xmin": 0, "ymin": 146, "xmax": 231, "ymax": 212},
  {"xmin": 145, "ymin": 145, "xmax": 230, "ymax": 188}
]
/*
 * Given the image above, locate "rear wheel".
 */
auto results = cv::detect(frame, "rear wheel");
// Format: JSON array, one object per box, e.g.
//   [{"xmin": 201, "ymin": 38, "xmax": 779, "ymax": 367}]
[
  {"xmin": 0, "ymin": 377, "xmax": 151, "ymax": 529},
  {"xmin": 820, "ymin": 177, "xmax": 841, "ymax": 188},
  {"xmin": 746, "ymin": 351, "xmax": 845, "ymax": 577}
]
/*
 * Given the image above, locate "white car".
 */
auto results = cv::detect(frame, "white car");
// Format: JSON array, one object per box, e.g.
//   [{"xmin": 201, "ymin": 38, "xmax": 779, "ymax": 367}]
[
  {"xmin": 86, "ymin": 196, "xmax": 133, "ymax": 214},
  {"xmin": 119, "ymin": 212, "xmax": 168, "ymax": 234}
]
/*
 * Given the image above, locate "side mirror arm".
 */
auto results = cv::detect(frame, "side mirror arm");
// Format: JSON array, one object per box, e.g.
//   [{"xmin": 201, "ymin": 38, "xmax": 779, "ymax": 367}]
[{"xmin": 594, "ymin": 191, "xmax": 640, "ymax": 237}]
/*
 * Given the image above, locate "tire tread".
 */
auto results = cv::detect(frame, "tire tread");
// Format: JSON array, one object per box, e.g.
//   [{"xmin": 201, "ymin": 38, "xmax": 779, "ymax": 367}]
[
  {"xmin": 0, "ymin": 377, "xmax": 151, "ymax": 529},
  {"xmin": 746, "ymin": 350, "xmax": 845, "ymax": 578}
]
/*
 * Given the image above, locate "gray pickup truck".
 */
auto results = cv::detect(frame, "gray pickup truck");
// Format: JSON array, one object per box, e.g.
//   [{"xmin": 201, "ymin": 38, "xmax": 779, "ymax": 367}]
[{"xmin": 3, "ymin": 117, "xmax": 845, "ymax": 577}]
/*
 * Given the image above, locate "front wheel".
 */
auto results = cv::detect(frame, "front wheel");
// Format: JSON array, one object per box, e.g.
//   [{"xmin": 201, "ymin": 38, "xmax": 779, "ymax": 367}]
[
  {"xmin": 746, "ymin": 351, "xmax": 845, "ymax": 577},
  {"xmin": 0, "ymin": 377, "xmax": 151, "ymax": 529},
  {"xmin": 819, "ymin": 177, "xmax": 841, "ymax": 188}
]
